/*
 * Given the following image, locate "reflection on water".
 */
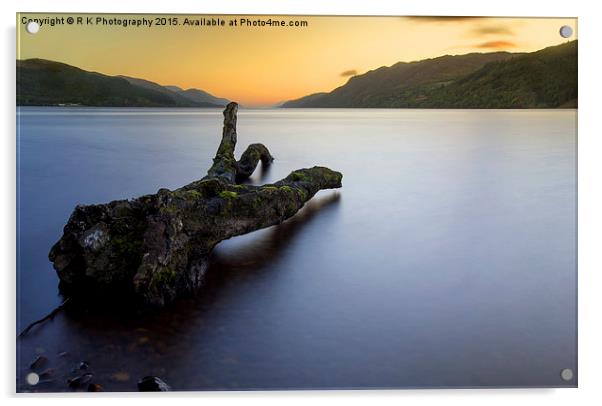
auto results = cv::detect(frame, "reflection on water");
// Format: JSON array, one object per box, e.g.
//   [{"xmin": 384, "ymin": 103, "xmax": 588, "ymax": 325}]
[{"xmin": 17, "ymin": 108, "xmax": 576, "ymax": 391}]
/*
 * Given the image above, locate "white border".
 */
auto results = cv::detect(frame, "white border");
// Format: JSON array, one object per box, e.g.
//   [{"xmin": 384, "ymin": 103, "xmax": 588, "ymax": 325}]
[{"xmin": 3, "ymin": 1, "xmax": 601, "ymax": 405}]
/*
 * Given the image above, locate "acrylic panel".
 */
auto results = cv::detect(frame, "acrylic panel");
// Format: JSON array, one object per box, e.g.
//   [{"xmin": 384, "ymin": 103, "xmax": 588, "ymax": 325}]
[{"xmin": 16, "ymin": 13, "xmax": 577, "ymax": 392}]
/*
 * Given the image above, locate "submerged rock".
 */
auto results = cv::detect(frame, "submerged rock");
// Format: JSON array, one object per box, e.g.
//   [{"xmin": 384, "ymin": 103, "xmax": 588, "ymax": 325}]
[
  {"xmin": 29, "ymin": 355, "xmax": 48, "ymax": 370},
  {"xmin": 68, "ymin": 373, "xmax": 93, "ymax": 388},
  {"xmin": 87, "ymin": 383, "xmax": 102, "ymax": 392},
  {"xmin": 38, "ymin": 368, "xmax": 56, "ymax": 379},
  {"xmin": 49, "ymin": 102, "xmax": 342, "ymax": 307},
  {"xmin": 137, "ymin": 376, "xmax": 171, "ymax": 392}
]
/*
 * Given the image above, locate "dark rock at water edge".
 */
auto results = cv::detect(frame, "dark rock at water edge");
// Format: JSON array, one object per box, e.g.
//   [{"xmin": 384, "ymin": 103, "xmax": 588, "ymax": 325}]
[
  {"xmin": 68, "ymin": 373, "xmax": 93, "ymax": 388},
  {"xmin": 29, "ymin": 355, "xmax": 48, "ymax": 370},
  {"xmin": 138, "ymin": 376, "xmax": 171, "ymax": 392},
  {"xmin": 38, "ymin": 368, "xmax": 56, "ymax": 379},
  {"xmin": 87, "ymin": 383, "xmax": 102, "ymax": 392}
]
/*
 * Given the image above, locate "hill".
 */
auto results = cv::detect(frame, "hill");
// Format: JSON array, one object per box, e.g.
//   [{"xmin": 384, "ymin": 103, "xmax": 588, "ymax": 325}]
[
  {"xmin": 163, "ymin": 85, "xmax": 230, "ymax": 107},
  {"xmin": 416, "ymin": 41, "xmax": 577, "ymax": 108},
  {"xmin": 282, "ymin": 41, "xmax": 577, "ymax": 108},
  {"xmin": 17, "ymin": 59, "xmax": 227, "ymax": 107}
]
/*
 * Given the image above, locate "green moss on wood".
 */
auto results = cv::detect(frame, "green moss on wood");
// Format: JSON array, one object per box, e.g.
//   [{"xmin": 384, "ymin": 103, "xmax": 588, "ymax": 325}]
[
  {"xmin": 148, "ymin": 266, "xmax": 177, "ymax": 291},
  {"xmin": 218, "ymin": 191, "xmax": 238, "ymax": 199},
  {"xmin": 289, "ymin": 171, "xmax": 310, "ymax": 182},
  {"xmin": 297, "ymin": 188, "xmax": 308, "ymax": 200}
]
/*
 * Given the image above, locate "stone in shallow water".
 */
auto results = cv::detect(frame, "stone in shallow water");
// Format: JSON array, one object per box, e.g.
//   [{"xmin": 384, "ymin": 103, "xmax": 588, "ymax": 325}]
[
  {"xmin": 29, "ymin": 355, "xmax": 48, "ymax": 370},
  {"xmin": 87, "ymin": 383, "xmax": 102, "ymax": 392},
  {"xmin": 137, "ymin": 376, "xmax": 171, "ymax": 392},
  {"xmin": 38, "ymin": 368, "xmax": 55, "ymax": 379},
  {"xmin": 68, "ymin": 373, "xmax": 93, "ymax": 388}
]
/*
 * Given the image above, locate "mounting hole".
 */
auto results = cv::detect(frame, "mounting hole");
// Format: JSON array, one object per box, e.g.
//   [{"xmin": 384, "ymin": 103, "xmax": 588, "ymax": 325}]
[
  {"xmin": 26, "ymin": 372, "xmax": 39, "ymax": 385},
  {"xmin": 26, "ymin": 21, "xmax": 40, "ymax": 34},
  {"xmin": 559, "ymin": 25, "xmax": 573, "ymax": 39},
  {"xmin": 560, "ymin": 368, "xmax": 574, "ymax": 381}
]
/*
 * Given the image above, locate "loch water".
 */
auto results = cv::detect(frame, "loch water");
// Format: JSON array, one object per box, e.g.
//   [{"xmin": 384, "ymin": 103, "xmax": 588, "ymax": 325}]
[{"xmin": 17, "ymin": 108, "xmax": 577, "ymax": 390}]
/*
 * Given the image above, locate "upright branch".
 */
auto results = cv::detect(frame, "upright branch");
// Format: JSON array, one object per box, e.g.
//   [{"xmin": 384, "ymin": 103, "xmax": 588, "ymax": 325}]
[
  {"xmin": 49, "ymin": 102, "xmax": 342, "ymax": 307},
  {"xmin": 205, "ymin": 102, "xmax": 239, "ymax": 182},
  {"xmin": 205, "ymin": 102, "xmax": 274, "ymax": 183}
]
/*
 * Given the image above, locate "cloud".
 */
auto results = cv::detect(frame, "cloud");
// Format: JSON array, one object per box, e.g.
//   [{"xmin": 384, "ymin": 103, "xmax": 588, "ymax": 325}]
[
  {"xmin": 340, "ymin": 69, "xmax": 358, "ymax": 77},
  {"xmin": 474, "ymin": 40, "xmax": 517, "ymax": 49},
  {"xmin": 472, "ymin": 25, "xmax": 514, "ymax": 36},
  {"xmin": 405, "ymin": 16, "xmax": 483, "ymax": 23}
]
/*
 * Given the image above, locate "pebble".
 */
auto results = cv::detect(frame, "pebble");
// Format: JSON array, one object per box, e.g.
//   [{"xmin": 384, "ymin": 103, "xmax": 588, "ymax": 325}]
[
  {"xmin": 137, "ymin": 376, "xmax": 171, "ymax": 392},
  {"xmin": 68, "ymin": 373, "xmax": 93, "ymax": 388},
  {"xmin": 38, "ymin": 368, "xmax": 56, "ymax": 379},
  {"xmin": 29, "ymin": 355, "xmax": 48, "ymax": 370},
  {"xmin": 87, "ymin": 383, "xmax": 102, "ymax": 392}
]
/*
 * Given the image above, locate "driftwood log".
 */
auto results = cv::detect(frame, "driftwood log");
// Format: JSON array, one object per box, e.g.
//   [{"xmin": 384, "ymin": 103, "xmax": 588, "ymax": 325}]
[{"xmin": 48, "ymin": 102, "xmax": 342, "ymax": 306}]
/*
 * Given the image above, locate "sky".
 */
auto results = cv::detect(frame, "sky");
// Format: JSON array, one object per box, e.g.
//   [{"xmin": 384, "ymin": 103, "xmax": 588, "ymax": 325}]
[{"xmin": 17, "ymin": 14, "xmax": 577, "ymax": 106}]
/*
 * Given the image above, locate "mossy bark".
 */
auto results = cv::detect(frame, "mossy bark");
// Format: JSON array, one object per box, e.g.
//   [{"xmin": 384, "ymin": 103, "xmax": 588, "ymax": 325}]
[{"xmin": 49, "ymin": 102, "xmax": 342, "ymax": 307}]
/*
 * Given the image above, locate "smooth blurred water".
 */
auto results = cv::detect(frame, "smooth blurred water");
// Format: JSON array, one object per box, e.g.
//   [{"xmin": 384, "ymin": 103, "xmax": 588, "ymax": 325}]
[{"xmin": 16, "ymin": 107, "xmax": 576, "ymax": 391}]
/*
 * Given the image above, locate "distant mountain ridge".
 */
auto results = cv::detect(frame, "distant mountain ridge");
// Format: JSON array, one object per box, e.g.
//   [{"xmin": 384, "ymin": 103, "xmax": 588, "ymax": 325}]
[
  {"xmin": 17, "ymin": 59, "xmax": 229, "ymax": 107},
  {"xmin": 17, "ymin": 42, "xmax": 577, "ymax": 109},
  {"xmin": 162, "ymin": 85, "xmax": 230, "ymax": 107},
  {"xmin": 282, "ymin": 41, "xmax": 577, "ymax": 108}
]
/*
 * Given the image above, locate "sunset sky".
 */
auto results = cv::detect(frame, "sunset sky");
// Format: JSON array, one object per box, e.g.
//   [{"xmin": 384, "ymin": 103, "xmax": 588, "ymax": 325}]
[{"xmin": 17, "ymin": 14, "xmax": 577, "ymax": 106}]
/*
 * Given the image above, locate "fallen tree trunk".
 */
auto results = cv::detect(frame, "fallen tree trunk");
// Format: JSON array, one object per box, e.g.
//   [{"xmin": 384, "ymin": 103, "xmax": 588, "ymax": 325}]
[{"xmin": 49, "ymin": 102, "xmax": 342, "ymax": 306}]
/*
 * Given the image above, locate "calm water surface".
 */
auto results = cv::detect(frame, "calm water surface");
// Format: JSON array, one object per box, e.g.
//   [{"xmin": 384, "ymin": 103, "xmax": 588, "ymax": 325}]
[{"xmin": 16, "ymin": 108, "xmax": 577, "ymax": 390}]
